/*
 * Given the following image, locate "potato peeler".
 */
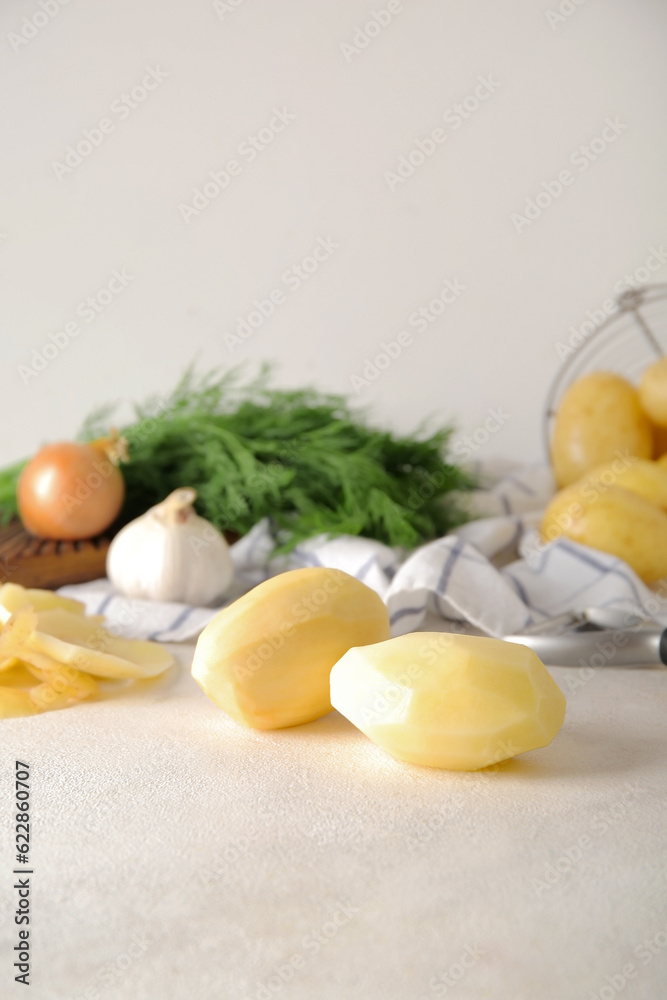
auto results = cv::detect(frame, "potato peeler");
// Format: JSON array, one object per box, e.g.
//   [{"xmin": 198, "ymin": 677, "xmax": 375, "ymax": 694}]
[{"xmin": 504, "ymin": 607, "xmax": 667, "ymax": 667}]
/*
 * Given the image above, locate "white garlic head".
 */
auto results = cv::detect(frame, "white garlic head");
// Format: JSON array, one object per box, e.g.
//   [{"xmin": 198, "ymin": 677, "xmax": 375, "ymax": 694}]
[{"xmin": 106, "ymin": 488, "xmax": 234, "ymax": 606}]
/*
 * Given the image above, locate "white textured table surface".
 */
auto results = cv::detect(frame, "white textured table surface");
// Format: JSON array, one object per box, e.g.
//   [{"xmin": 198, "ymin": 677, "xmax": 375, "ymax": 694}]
[{"xmin": 1, "ymin": 642, "xmax": 666, "ymax": 1000}]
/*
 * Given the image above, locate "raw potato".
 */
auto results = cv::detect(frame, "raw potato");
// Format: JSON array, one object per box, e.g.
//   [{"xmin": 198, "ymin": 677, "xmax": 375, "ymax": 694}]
[
  {"xmin": 29, "ymin": 609, "xmax": 175, "ymax": 680},
  {"xmin": 0, "ymin": 585, "xmax": 174, "ymax": 717},
  {"xmin": 28, "ymin": 666, "xmax": 99, "ymax": 711},
  {"xmin": 0, "ymin": 607, "xmax": 36, "ymax": 659},
  {"xmin": 0, "ymin": 656, "xmax": 23, "ymax": 674},
  {"xmin": 652, "ymin": 422, "xmax": 667, "ymax": 459},
  {"xmin": 192, "ymin": 567, "xmax": 391, "ymax": 729},
  {"xmin": 330, "ymin": 632, "xmax": 566, "ymax": 770},
  {"xmin": 21, "ymin": 653, "xmax": 99, "ymax": 705},
  {"xmin": 582, "ymin": 458, "xmax": 667, "ymax": 510},
  {"xmin": 0, "ymin": 687, "xmax": 39, "ymax": 719},
  {"xmin": 0, "ymin": 583, "xmax": 85, "ymax": 617},
  {"xmin": 639, "ymin": 357, "xmax": 667, "ymax": 427},
  {"xmin": 541, "ymin": 482, "xmax": 667, "ymax": 582},
  {"xmin": 551, "ymin": 372, "xmax": 652, "ymax": 487}
]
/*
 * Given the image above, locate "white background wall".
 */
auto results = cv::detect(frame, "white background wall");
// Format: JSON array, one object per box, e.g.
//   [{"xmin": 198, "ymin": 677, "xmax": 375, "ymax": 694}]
[{"xmin": 1, "ymin": 0, "xmax": 666, "ymax": 468}]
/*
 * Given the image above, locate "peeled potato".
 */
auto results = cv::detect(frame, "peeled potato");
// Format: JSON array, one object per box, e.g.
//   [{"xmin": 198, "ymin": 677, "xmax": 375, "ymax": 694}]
[
  {"xmin": 192, "ymin": 567, "xmax": 391, "ymax": 729},
  {"xmin": 542, "ymin": 482, "xmax": 667, "ymax": 582},
  {"xmin": 330, "ymin": 632, "xmax": 566, "ymax": 770},
  {"xmin": 582, "ymin": 457, "xmax": 667, "ymax": 510},
  {"xmin": 0, "ymin": 687, "xmax": 39, "ymax": 718},
  {"xmin": 0, "ymin": 586, "xmax": 173, "ymax": 717},
  {"xmin": 0, "ymin": 582, "xmax": 85, "ymax": 617},
  {"xmin": 9, "ymin": 647, "xmax": 63, "ymax": 674},
  {"xmin": 639, "ymin": 357, "xmax": 667, "ymax": 427},
  {"xmin": 0, "ymin": 654, "xmax": 97, "ymax": 715},
  {"xmin": 551, "ymin": 372, "xmax": 652, "ymax": 487},
  {"xmin": 22, "ymin": 653, "xmax": 99, "ymax": 697},
  {"xmin": 0, "ymin": 656, "xmax": 24, "ymax": 674},
  {"xmin": 28, "ymin": 609, "xmax": 174, "ymax": 680},
  {"xmin": 0, "ymin": 663, "xmax": 39, "ymax": 687},
  {"xmin": 28, "ymin": 666, "xmax": 99, "ymax": 710},
  {"xmin": 0, "ymin": 607, "xmax": 37, "ymax": 659}
]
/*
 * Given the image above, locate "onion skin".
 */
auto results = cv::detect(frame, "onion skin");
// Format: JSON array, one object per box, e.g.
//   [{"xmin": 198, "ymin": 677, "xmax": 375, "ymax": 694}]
[{"xmin": 17, "ymin": 441, "xmax": 125, "ymax": 540}]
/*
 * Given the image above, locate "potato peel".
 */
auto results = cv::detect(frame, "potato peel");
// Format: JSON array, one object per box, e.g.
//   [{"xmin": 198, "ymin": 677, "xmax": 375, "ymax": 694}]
[
  {"xmin": 0, "ymin": 583, "xmax": 85, "ymax": 617},
  {"xmin": 0, "ymin": 608, "xmax": 38, "ymax": 659},
  {"xmin": 30, "ymin": 609, "xmax": 175, "ymax": 680},
  {"xmin": 0, "ymin": 686, "xmax": 40, "ymax": 718},
  {"xmin": 0, "ymin": 584, "xmax": 174, "ymax": 716},
  {"xmin": 29, "ymin": 672, "xmax": 98, "ymax": 711},
  {"xmin": 22, "ymin": 659, "xmax": 99, "ymax": 699},
  {"xmin": 0, "ymin": 656, "xmax": 23, "ymax": 674}
]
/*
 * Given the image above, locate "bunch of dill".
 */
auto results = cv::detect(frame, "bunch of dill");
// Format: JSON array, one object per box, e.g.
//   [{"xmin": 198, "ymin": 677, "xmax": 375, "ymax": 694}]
[{"xmin": 0, "ymin": 367, "xmax": 474, "ymax": 549}]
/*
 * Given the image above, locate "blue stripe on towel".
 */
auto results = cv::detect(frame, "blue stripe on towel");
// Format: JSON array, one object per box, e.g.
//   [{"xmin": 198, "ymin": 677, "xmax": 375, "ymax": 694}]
[
  {"xmin": 557, "ymin": 541, "xmax": 608, "ymax": 575},
  {"xmin": 150, "ymin": 605, "xmax": 194, "ymax": 640},
  {"xmin": 96, "ymin": 593, "xmax": 114, "ymax": 615},
  {"xmin": 503, "ymin": 571, "xmax": 552, "ymax": 617},
  {"xmin": 390, "ymin": 605, "xmax": 426, "ymax": 626},
  {"xmin": 558, "ymin": 540, "xmax": 643, "ymax": 605},
  {"xmin": 356, "ymin": 555, "xmax": 376, "ymax": 582},
  {"xmin": 508, "ymin": 519, "xmax": 523, "ymax": 550},
  {"xmin": 436, "ymin": 539, "xmax": 464, "ymax": 594}
]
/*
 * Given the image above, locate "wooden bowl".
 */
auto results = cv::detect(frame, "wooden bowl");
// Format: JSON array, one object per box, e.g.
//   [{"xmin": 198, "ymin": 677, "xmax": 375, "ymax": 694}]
[{"xmin": 0, "ymin": 520, "xmax": 242, "ymax": 590}]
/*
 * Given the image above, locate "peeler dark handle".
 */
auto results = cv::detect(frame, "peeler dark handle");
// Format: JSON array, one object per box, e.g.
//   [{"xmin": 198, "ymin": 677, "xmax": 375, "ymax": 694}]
[{"xmin": 659, "ymin": 629, "xmax": 667, "ymax": 666}]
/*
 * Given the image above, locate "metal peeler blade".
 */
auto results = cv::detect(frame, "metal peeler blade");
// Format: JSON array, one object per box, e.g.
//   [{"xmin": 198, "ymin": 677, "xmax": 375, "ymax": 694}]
[{"xmin": 504, "ymin": 607, "xmax": 667, "ymax": 667}]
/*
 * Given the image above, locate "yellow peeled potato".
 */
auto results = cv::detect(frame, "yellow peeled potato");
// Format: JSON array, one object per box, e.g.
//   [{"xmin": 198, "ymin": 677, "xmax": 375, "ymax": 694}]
[
  {"xmin": 0, "ymin": 582, "xmax": 85, "ymax": 617},
  {"xmin": 330, "ymin": 632, "xmax": 566, "ymax": 770},
  {"xmin": 551, "ymin": 372, "xmax": 652, "ymax": 487},
  {"xmin": 541, "ymin": 482, "xmax": 667, "ymax": 583},
  {"xmin": 0, "ymin": 687, "xmax": 39, "ymax": 718},
  {"xmin": 192, "ymin": 567, "xmax": 390, "ymax": 730},
  {"xmin": 29, "ymin": 609, "xmax": 175, "ymax": 680},
  {"xmin": 639, "ymin": 357, "xmax": 667, "ymax": 427},
  {"xmin": 28, "ymin": 669, "xmax": 98, "ymax": 711},
  {"xmin": 583, "ymin": 457, "xmax": 667, "ymax": 511}
]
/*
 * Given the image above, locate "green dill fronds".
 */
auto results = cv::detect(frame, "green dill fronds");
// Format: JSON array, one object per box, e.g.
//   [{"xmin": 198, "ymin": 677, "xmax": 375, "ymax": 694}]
[{"xmin": 0, "ymin": 367, "xmax": 475, "ymax": 548}]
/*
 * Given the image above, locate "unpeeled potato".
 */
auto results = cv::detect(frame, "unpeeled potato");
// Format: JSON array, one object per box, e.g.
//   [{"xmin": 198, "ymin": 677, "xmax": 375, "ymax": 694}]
[
  {"xmin": 651, "ymin": 422, "xmax": 667, "ymax": 459},
  {"xmin": 541, "ymin": 482, "xmax": 667, "ymax": 582},
  {"xmin": 551, "ymin": 372, "xmax": 652, "ymax": 487},
  {"xmin": 582, "ymin": 457, "xmax": 667, "ymax": 511},
  {"xmin": 639, "ymin": 357, "xmax": 667, "ymax": 428}
]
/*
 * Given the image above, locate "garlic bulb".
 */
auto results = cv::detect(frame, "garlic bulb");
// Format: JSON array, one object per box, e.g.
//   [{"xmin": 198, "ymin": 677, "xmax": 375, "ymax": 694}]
[{"xmin": 106, "ymin": 488, "xmax": 234, "ymax": 605}]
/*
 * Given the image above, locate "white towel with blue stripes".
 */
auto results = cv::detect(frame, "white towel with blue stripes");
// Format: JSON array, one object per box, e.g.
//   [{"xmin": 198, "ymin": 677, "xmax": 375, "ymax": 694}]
[{"xmin": 58, "ymin": 461, "xmax": 667, "ymax": 642}]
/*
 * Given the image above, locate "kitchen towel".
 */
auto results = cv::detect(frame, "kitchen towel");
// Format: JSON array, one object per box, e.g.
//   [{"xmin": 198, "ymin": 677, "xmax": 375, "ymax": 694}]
[{"xmin": 58, "ymin": 461, "xmax": 667, "ymax": 642}]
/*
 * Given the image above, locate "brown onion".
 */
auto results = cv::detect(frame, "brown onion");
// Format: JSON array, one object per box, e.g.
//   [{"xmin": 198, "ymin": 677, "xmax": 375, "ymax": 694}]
[{"xmin": 17, "ymin": 439, "xmax": 125, "ymax": 540}]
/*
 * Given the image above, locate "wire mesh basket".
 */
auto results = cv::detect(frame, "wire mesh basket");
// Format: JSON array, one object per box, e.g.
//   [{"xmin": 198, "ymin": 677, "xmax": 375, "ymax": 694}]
[{"xmin": 543, "ymin": 283, "xmax": 667, "ymax": 458}]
